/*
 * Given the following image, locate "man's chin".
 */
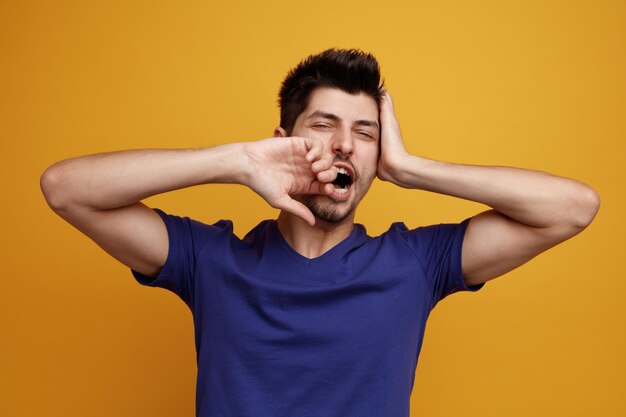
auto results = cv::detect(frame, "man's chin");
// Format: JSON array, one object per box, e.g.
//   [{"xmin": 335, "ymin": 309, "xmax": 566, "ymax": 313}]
[{"xmin": 301, "ymin": 195, "xmax": 355, "ymax": 224}]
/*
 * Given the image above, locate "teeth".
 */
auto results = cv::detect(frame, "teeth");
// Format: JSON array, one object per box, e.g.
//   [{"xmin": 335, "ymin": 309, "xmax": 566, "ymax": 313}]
[
  {"xmin": 335, "ymin": 187, "xmax": 348, "ymax": 195},
  {"xmin": 336, "ymin": 167, "xmax": 349, "ymax": 176}
]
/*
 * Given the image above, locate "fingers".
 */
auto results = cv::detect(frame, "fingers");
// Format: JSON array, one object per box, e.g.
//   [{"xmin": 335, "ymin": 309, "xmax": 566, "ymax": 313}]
[
  {"xmin": 305, "ymin": 180, "xmax": 335, "ymax": 196},
  {"xmin": 307, "ymin": 142, "xmax": 335, "ymax": 183},
  {"xmin": 315, "ymin": 167, "xmax": 337, "ymax": 184},
  {"xmin": 295, "ymin": 135, "xmax": 337, "ymax": 193},
  {"xmin": 311, "ymin": 155, "xmax": 335, "ymax": 175},
  {"xmin": 305, "ymin": 138, "xmax": 333, "ymax": 169},
  {"xmin": 379, "ymin": 89, "xmax": 402, "ymax": 139},
  {"xmin": 305, "ymin": 137, "xmax": 324, "ymax": 162},
  {"xmin": 380, "ymin": 89, "xmax": 399, "ymax": 130},
  {"xmin": 376, "ymin": 87, "xmax": 409, "ymax": 184},
  {"xmin": 381, "ymin": 87, "xmax": 394, "ymax": 105},
  {"xmin": 380, "ymin": 89, "xmax": 396, "ymax": 119}
]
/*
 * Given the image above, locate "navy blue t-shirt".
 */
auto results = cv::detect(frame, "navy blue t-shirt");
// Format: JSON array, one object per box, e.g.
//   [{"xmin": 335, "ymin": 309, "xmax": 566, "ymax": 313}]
[{"xmin": 132, "ymin": 208, "xmax": 484, "ymax": 417}]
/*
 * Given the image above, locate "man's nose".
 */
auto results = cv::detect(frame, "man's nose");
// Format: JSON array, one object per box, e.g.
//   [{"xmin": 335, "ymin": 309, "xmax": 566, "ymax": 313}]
[{"xmin": 332, "ymin": 128, "xmax": 354, "ymax": 157}]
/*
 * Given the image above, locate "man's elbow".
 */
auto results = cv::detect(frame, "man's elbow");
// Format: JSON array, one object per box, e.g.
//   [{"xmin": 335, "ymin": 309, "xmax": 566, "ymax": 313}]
[
  {"xmin": 40, "ymin": 163, "xmax": 71, "ymax": 213},
  {"xmin": 569, "ymin": 185, "xmax": 600, "ymax": 230}
]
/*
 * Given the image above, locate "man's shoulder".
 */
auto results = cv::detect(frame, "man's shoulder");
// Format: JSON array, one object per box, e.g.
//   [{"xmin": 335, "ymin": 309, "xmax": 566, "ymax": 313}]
[
  {"xmin": 377, "ymin": 218, "xmax": 472, "ymax": 234},
  {"xmin": 369, "ymin": 221, "xmax": 412, "ymax": 239},
  {"xmin": 184, "ymin": 216, "xmax": 275, "ymax": 244},
  {"xmin": 152, "ymin": 208, "xmax": 240, "ymax": 243},
  {"xmin": 371, "ymin": 218, "xmax": 472, "ymax": 248}
]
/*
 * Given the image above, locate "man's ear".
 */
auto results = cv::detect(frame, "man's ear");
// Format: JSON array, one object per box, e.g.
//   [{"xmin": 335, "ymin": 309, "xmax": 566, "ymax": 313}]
[{"xmin": 273, "ymin": 126, "xmax": 288, "ymax": 138}]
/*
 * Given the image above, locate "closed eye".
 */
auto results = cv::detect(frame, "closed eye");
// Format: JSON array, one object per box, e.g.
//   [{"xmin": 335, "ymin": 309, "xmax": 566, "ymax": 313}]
[{"xmin": 357, "ymin": 131, "xmax": 378, "ymax": 140}]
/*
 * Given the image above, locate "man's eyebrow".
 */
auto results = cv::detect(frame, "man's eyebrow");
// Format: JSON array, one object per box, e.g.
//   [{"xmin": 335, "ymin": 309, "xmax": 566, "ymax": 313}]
[
  {"xmin": 355, "ymin": 119, "xmax": 380, "ymax": 130},
  {"xmin": 306, "ymin": 110, "xmax": 380, "ymax": 130}
]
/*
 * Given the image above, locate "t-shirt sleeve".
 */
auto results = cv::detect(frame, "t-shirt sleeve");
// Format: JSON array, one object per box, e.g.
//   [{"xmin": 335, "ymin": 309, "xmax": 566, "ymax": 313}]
[
  {"xmin": 131, "ymin": 208, "xmax": 211, "ymax": 308},
  {"xmin": 406, "ymin": 217, "xmax": 484, "ymax": 309}
]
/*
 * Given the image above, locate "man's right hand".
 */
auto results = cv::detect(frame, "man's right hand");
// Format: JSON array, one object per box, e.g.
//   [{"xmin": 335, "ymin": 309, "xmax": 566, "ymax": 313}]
[
  {"xmin": 243, "ymin": 136, "xmax": 337, "ymax": 226},
  {"xmin": 41, "ymin": 136, "xmax": 339, "ymax": 278}
]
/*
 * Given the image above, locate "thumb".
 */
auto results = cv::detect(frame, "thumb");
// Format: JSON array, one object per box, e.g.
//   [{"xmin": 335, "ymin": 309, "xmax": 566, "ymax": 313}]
[{"xmin": 273, "ymin": 195, "xmax": 316, "ymax": 226}]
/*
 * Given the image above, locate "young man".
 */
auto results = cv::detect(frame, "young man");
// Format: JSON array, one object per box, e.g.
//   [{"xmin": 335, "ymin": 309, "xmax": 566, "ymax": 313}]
[{"xmin": 40, "ymin": 48, "xmax": 599, "ymax": 417}]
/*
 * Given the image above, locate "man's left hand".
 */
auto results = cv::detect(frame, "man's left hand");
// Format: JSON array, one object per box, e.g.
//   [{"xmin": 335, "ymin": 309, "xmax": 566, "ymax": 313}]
[{"xmin": 377, "ymin": 89, "xmax": 411, "ymax": 186}]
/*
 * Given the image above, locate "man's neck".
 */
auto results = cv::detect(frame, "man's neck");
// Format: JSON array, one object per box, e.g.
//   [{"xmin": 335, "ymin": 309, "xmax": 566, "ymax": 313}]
[{"xmin": 276, "ymin": 211, "xmax": 355, "ymax": 259}]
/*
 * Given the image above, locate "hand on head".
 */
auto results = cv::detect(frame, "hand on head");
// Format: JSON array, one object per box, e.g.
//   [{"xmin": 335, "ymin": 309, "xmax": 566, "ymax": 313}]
[{"xmin": 377, "ymin": 89, "xmax": 410, "ymax": 185}]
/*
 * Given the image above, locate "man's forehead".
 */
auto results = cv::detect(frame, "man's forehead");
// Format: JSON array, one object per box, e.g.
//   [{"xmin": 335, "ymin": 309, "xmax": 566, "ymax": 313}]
[{"xmin": 304, "ymin": 88, "xmax": 379, "ymax": 122}]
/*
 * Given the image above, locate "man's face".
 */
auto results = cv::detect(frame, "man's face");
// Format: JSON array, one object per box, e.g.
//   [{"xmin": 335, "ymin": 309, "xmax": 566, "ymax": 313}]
[{"xmin": 279, "ymin": 87, "xmax": 380, "ymax": 224}]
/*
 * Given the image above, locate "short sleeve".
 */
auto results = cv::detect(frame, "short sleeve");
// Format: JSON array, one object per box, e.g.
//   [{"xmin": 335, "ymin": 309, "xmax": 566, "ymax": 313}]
[
  {"xmin": 405, "ymin": 217, "xmax": 484, "ymax": 309},
  {"xmin": 131, "ymin": 208, "xmax": 212, "ymax": 308}
]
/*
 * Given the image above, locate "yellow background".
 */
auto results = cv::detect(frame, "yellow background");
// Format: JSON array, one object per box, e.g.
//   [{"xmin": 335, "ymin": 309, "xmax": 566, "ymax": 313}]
[{"xmin": 2, "ymin": 0, "xmax": 624, "ymax": 416}]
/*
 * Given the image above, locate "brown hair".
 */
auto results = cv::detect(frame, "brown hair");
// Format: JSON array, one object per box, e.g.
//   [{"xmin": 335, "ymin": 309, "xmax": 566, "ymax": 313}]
[{"xmin": 278, "ymin": 48, "xmax": 385, "ymax": 135}]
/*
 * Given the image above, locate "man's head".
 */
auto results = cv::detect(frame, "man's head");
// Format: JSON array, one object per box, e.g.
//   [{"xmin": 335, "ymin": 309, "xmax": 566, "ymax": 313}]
[
  {"xmin": 278, "ymin": 48, "xmax": 385, "ymax": 136},
  {"xmin": 275, "ymin": 48, "xmax": 385, "ymax": 225}
]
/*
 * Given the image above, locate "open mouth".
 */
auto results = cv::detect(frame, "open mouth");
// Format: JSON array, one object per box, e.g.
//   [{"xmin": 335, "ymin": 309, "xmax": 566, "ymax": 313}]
[{"xmin": 331, "ymin": 167, "xmax": 353, "ymax": 195}]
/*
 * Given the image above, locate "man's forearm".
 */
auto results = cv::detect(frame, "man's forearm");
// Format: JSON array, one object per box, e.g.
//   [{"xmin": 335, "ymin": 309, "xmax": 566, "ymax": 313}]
[
  {"xmin": 41, "ymin": 143, "xmax": 248, "ymax": 211},
  {"xmin": 391, "ymin": 154, "xmax": 600, "ymax": 229}
]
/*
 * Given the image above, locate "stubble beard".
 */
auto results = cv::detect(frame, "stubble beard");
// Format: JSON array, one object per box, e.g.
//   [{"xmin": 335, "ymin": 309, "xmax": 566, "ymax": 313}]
[
  {"xmin": 301, "ymin": 194, "xmax": 357, "ymax": 224},
  {"xmin": 300, "ymin": 169, "xmax": 375, "ymax": 224}
]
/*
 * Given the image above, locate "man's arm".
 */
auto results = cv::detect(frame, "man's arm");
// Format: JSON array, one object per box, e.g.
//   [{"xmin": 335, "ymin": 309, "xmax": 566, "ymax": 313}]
[
  {"xmin": 377, "ymin": 91, "xmax": 600, "ymax": 287},
  {"xmin": 40, "ymin": 138, "xmax": 337, "ymax": 278}
]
